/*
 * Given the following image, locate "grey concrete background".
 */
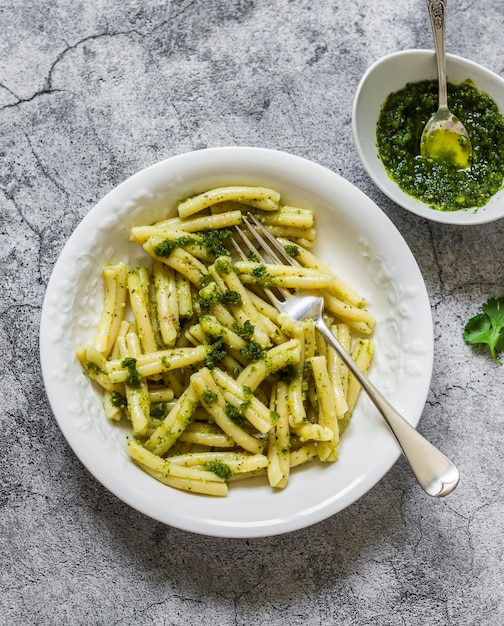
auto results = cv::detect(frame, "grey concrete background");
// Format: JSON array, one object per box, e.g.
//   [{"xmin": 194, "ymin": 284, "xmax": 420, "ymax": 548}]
[{"xmin": 2, "ymin": 1, "xmax": 504, "ymax": 624}]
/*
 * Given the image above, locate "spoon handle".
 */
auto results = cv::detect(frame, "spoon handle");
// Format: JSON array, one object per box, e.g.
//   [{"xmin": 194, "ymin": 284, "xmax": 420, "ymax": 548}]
[{"xmin": 426, "ymin": 0, "xmax": 448, "ymax": 109}]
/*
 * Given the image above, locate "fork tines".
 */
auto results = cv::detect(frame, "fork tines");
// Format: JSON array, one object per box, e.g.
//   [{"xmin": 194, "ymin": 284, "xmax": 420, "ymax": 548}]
[{"xmin": 233, "ymin": 212, "xmax": 301, "ymax": 268}]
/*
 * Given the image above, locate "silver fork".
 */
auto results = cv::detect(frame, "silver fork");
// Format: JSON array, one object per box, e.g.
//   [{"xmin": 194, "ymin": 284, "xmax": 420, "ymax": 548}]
[{"xmin": 233, "ymin": 213, "xmax": 459, "ymax": 497}]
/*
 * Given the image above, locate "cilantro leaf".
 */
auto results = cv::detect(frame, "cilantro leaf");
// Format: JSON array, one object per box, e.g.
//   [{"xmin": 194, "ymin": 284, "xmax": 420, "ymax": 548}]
[{"xmin": 463, "ymin": 297, "xmax": 504, "ymax": 365}]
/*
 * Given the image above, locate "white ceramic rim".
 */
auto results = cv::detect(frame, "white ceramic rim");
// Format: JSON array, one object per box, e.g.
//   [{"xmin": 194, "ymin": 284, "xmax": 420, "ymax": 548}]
[
  {"xmin": 352, "ymin": 48, "xmax": 504, "ymax": 225},
  {"xmin": 40, "ymin": 147, "xmax": 434, "ymax": 537}
]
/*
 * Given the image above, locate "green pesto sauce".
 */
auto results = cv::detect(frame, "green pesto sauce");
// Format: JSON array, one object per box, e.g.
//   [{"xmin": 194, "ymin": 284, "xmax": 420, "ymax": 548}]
[
  {"xmin": 252, "ymin": 264, "xmax": 268, "ymax": 279},
  {"xmin": 376, "ymin": 79, "xmax": 504, "ymax": 211},
  {"xmin": 199, "ymin": 274, "xmax": 214, "ymax": 288},
  {"xmin": 151, "ymin": 402, "xmax": 169, "ymax": 418},
  {"xmin": 270, "ymin": 410, "xmax": 280, "ymax": 425},
  {"xmin": 232, "ymin": 319, "xmax": 255, "ymax": 338},
  {"xmin": 225, "ymin": 403, "xmax": 246, "ymax": 424},
  {"xmin": 220, "ymin": 289, "xmax": 242, "ymax": 307},
  {"xmin": 121, "ymin": 357, "xmax": 141, "ymax": 388},
  {"xmin": 204, "ymin": 460, "xmax": 232, "ymax": 480},
  {"xmin": 154, "ymin": 235, "xmax": 195, "ymax": 257},
  {"xmin": 110, "ymin": 391, "xmax": 127, "ymax": 408},
  {"xmin": 284, "ymin": 244, "xmax": 300, "ymax": 258},
  {"xmin": 199, "ymin": 229, "xmax": 232, "ymax": 257},
  {"xmin": 241, "ymin": 386, "xmax": 253, "ymax": 410},
  {"xmin": 277, "ymin": 362, "xmax": 297, "ymax": 384},
  {"xmin": 204, "ymin": 336, "xmax": 228, "ymax": 369},
  {"xmin": 239, "ymin": 340, "xmax": 264, "ymax": 362},
  {"xmin": 201, "ymin": 388, "xmax": 218, "ymax": 404}
]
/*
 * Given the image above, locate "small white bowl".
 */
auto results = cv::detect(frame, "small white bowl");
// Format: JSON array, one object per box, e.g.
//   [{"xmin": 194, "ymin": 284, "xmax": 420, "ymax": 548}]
[{"xmin": 352, "ymin": 49, "xmax": 504, "ymax": 225}]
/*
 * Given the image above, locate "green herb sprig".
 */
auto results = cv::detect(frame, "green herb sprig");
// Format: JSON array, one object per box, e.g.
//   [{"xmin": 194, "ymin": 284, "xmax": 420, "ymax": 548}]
[{"xmin": 463, "ymin": 297, "xmax": 504, "ymax": 365}]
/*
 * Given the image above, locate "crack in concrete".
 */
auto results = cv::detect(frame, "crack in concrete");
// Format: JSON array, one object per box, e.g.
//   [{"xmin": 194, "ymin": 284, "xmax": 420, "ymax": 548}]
[
  {"xmin": 0, "ymin": 187, "xmax": 45, "ymax": 287},
  {"xmin": 0, "ymin": 87, "xmax": 67, "ymax": 112},
  {"xmin": 24, "ymin": 132, "xmax": 69, "ymax": 197},
  {"xmin": 0, "ymin": 29, "xmax": 142, "ymax": 114},
  {"xmin": 110, "ymin": 594, "xmax": 205, "ymax": 626},
  {"xmin": 0, "ymin": 186, "xmax": 42, "ymax": 239},
  {"xmin": 0, "ymin": 0, "xmax": 209, "ymax": 115},
  {"xmin": 0, "ymin": 81, "xmax": 22, "ymax": 103}
]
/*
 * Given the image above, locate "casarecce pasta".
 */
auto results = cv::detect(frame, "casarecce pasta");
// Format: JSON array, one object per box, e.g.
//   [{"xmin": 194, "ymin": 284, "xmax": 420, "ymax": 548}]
[{"xmin": 76, "ymin": 186, "xmax": 375, "ymax": 496}]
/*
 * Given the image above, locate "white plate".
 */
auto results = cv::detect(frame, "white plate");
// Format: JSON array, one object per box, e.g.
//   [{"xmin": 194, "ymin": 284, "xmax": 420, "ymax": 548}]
[
  {"xmin": 353, "ymin": 49, "xmax": 504, "ymax": 225},
  {"xmin": 40, "ymin": 147, "xmax": 433, "ymax": 538}
]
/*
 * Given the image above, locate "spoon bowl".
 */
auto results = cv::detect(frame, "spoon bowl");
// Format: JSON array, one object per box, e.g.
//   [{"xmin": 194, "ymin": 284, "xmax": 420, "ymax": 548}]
[
  {"xmin": 420, "ymin": 107, "xmax": 472, "ymax": 169},
  {"xmin": 421, "ymin": 0, "xmax": 472, "ymax": 168}
]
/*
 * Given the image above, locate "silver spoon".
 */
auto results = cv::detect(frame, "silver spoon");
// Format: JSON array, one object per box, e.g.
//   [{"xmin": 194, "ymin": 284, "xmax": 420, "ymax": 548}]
[{"xmin": 420, "ymin": 0, "xmax": 472, "ymax": 169}]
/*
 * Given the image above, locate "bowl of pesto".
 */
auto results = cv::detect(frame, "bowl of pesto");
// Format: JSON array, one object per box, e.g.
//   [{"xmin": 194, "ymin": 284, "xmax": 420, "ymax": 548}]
[{"xmin": 352, "ymin": 49, "xmax": 504, "ymax": 225}]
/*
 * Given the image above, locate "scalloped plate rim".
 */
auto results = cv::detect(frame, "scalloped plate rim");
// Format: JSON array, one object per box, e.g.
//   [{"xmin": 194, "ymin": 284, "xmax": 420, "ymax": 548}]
[{"xmin": 40, "ymin": 147, "xmax": 434, "ymax": 538}]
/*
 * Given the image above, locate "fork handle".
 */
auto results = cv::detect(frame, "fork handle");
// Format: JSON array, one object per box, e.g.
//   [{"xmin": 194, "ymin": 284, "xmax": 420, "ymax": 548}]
[{"xmin": 315, "ymin": 320, "xmax": 459, "ymax": 497}]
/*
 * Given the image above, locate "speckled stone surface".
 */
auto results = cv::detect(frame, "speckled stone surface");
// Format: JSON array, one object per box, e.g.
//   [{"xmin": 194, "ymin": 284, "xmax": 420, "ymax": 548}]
[{"xmin": 2, "ymin": 1, "xmax": 504, "ymax": 624}]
